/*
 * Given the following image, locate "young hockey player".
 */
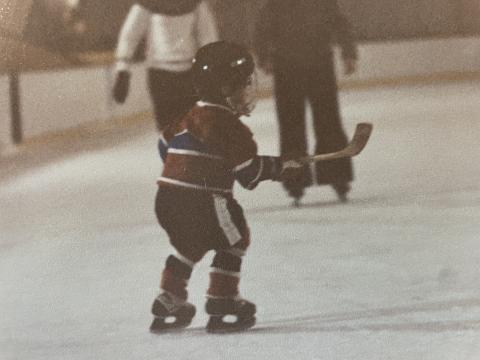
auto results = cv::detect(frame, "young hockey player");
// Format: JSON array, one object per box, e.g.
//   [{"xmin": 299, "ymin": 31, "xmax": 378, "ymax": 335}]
[{"xmin": 150, "ymin": 41, "xmax": 304, "ymax": 333}]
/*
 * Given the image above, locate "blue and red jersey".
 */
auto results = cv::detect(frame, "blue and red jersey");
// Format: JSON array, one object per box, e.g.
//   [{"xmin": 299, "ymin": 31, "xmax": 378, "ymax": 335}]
[{"xmin": 158, "ymin": 102, "xmax": 280, "ymax": 193}]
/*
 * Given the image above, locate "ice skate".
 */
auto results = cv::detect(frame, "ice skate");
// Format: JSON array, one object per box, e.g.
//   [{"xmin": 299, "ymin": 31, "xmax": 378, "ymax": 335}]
[
  {"xmin": 205, "ymin": 297, "xmax": 256, "ymax": 333},
  {"xmin": 292, "ymin": 197, "xmax": 302, "ymax": 207},
  {"xmin": 332, "ymin": 182, "xmax": 350, "ymax": 203},
  {"xmin": 288, "ymin": 187, "xmax": 304, "ymax": 208},
  {"xmin": 149, "ymin": 292, "xmax": 196, "ymax": 333}
]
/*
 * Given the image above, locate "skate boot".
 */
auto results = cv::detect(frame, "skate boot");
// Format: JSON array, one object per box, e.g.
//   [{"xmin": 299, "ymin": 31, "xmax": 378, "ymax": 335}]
[
  {"xmin": 149, "ymin": 292, "xmax": 196, "ymax": 333},
  {"xmin": 283, "ymin": 165, "xmax": 312, "ymax": 207},
  {"xmin": 205, "ymin": 297, "xmax": 256, "ymax": 333},
  {"xmin": 332, "ymin": 182, "xmax": 350, "ymax": 203},
  {"xmin": 287, "ymin": 187, "xmax": 304, "ymax": 207}
]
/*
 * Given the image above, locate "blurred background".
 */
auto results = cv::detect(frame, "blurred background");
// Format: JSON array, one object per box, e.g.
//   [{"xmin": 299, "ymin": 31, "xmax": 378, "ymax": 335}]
[
  {"xmin": 0, "ymin": 0, "xmax": 480, "ymax": 149},
  {"xmin": 2, "ymin": 0, "xmax": 480, "ymax": 71}
]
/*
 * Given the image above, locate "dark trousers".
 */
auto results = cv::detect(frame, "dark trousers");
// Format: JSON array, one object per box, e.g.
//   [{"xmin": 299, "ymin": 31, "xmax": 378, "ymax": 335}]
[
  {"xmin": 155, "ymin": 187, "xmax": 250, "ymax": 262},
  {"xmin": 148, "ymin": 68, "xmax": 198, "ymax": 131},
  {"xmin": 273, "ymin": 54, "xmax": 353, "ymax": 187}
]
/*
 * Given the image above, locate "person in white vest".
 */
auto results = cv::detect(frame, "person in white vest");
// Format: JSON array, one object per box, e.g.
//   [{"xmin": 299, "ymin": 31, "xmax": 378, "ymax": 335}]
[{"xmin": 112, "ymin": 0, "xmax": 219, "ymax": 131}]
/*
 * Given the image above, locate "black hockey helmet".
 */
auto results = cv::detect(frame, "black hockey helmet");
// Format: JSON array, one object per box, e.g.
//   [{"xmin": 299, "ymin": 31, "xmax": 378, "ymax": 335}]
[{"xmin": 192, "ymin": 41, "xmax": 255, "ymax": 100}]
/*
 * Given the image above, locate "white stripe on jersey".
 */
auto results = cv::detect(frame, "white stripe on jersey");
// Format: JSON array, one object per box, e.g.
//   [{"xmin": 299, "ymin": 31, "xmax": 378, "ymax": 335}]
[{"xmin": 168, "ymin": 148, "xmax": 224, "ymax": 160}]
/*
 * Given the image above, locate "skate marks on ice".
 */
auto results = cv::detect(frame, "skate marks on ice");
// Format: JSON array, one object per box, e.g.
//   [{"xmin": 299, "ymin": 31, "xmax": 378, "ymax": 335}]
[
  {"xmin": 149, "ymin": 325, "xmax": 208, "ymax": 336},
  {"xmin": 251, "ymin": 298, "xmax": 480, "ymax": 335},
  {"xmin": 146, "ymin": 298, "xmax": 480, "ymax": 336},
  {"xmin": 149, "ymin": 325, "xmax": 256, "ymax": 337},
  {"xmin": 246, "ymin": 185, "xmax": 480, "ymax": 216},
  {"xmin": 245, "ymin": 195, "xmax": 387, "ymax": 216},
  {"xmin": 246, "ymin": 198, "xmax": 359, "ymax": 215}
]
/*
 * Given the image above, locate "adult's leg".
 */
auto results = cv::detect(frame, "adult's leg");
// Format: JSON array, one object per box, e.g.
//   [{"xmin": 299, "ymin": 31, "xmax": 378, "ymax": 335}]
[
  {"xmin": 148, "ymin": 69, "xmax": 198, "ymax": 131},
  {"xmin": 273, "ymin": 60, "xmax": 307, "ymax": 158},
  {"xmin": 273, "ymin": 59, "xmax": 312, "ymax": 199},
  {"xmin": 306, "ymin": 56, "xmax": 353, "ymax": 190}
]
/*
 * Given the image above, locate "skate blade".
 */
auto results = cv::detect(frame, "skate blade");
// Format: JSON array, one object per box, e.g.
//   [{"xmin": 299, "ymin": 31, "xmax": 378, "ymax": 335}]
[
  {"xmin": 292, "ymin": 198, "xmax": 301, "ymax": 208},
  {"xmin": 149, "ymin": 316, "xmax": 193, "ymax": 333},
  {"xmin": 206, "ymin": 316, "xmax": 256, "ymax": 334}
]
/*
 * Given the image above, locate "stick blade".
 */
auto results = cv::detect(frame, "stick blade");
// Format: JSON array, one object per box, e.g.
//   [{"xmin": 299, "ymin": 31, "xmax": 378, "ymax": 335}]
[
  {"xmin": 345, "ymin": 122, "xmax": 373, "ymax": 156},
  {"xmin": 300, "ymin": 122, "xmax": 373, "ymax": 163}
]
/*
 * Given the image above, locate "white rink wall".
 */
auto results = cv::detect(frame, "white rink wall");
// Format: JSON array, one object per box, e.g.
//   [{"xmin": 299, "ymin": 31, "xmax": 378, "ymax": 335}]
[
  {"xmin": 338, "ymin": 36, "xmax": 480, "ymax": 83},
  {"xmin": 21, "ymin": 67, "xmax": 110, "ymax": 139},
  {"xmin": 0, "ymin": 75, "xmax": 12, "ymax": 153},
  {"xmin": 1, "ymin": 36, "xmax": 480, "ymax": 152},
  {"xmin": 20, "ymin": 64, "xmax": 151, "ymax": 139},
  {"xmin": 0, "ymin": 64, "xmax": 151, "ymax": 152},
  {"xmin": 256, "ymin": 36, "xmax": 480, "ymax": 90}
]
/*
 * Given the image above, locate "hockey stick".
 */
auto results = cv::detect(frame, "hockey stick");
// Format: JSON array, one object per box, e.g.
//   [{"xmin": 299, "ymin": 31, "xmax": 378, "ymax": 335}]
[{"xmin": 298, "ymin": 122, "xmax": 373, "ymax": 164}]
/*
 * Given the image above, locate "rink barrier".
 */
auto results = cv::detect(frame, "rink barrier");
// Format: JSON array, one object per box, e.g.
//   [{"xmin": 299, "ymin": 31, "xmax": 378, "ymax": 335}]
[{"xmin": 0, "ymin": 36, "xmax": 479, "ymax": 154}]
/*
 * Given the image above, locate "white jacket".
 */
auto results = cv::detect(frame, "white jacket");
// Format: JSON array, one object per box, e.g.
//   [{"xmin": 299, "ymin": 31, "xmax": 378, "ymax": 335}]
[{"xmin": 115, "ymin": 1, "xmax": 218, "ymax": 72}]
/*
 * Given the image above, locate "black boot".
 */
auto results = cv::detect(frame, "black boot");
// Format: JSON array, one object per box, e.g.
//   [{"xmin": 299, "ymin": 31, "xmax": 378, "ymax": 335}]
[
  {"xmin": 205, "ymin": 297, "xmax": 256, "ymax": 333},
  {"xmin": 283, "ymin": 165, "xmax": 312, "ymax": 207},
  {"xmin": 149, "ymin": 292, "xmax": 196, "ymax": 333},
  {"xmin": 332, "ymin": 182, "xmax": 350, "ymax": 203}
]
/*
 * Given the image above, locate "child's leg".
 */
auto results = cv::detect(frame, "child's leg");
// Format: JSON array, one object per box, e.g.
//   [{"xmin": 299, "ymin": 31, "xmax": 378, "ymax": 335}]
[
  {"xmin": 160, "ymin": 251, "xmax": 199, "ymax": 301},
  {"xmin": 151, "ymin": 188, "xmax": 211, "ymax": 331},
  {"xmin": 154, "ymin": 187, "xmax": 210, "ymax": 301},
  {"xmin": 150, "ymin": 250, "xmax": 205, "ymax": 333},
  {"xmin": 206, "ymin": 236, "xmax": 256, "ymax": 332},
  {"xmin": 207, "ymin": 242, "xmax": 248, "ymax": 299}
]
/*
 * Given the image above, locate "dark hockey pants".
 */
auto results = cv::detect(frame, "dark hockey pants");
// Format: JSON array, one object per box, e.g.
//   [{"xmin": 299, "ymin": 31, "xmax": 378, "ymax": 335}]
[{"xmin": 155, "ymin": 187, "xmax": 250, "ymax": 300}]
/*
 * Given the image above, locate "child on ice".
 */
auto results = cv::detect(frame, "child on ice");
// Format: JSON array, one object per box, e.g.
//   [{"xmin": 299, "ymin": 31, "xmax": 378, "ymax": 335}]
[{"xmin": 150, "ymin": 41, "xmax": 304, "ymax": 333}]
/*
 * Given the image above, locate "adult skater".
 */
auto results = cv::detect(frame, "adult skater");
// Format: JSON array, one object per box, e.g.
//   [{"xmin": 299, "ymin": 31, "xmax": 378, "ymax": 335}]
[
  {"xmin": 112, "ymin": 0, "xmax": 218, "ymax": 131},
  {"xmin": 254, "ymin": 0, "xmax": 358, "ymax": 204},
  {"xmin": 150, "ymin": 41, "xmax": 304, "ymax": 333}
]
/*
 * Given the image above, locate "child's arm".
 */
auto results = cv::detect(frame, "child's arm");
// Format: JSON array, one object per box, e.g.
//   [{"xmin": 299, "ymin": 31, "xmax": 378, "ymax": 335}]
[
  {"xmin": 217, "ymin": 119, "xmax": 303, "ymax": 190},
  {"xmin": 233, "ymin": 156, "xmax": 282, "ymax": 190},
  {"xmin": 157, "ymin": 134, "xmax": 168, "ymax": 163}
]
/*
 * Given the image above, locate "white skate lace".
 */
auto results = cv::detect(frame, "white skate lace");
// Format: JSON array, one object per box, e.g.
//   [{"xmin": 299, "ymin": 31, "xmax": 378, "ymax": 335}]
[{"xmin": 157, "ymin": 292, "xmax": 186, "ymax": 312}]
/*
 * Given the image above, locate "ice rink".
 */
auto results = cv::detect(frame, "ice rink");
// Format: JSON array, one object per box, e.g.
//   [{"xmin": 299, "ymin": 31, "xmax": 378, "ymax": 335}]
[{"xmin": 1, "ymin": 79, "xmax": 480, "ymax": 360}]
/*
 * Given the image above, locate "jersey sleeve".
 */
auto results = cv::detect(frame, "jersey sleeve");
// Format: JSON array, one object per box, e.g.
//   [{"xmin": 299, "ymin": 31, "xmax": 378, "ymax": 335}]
[
  {"xmin": 158, "ymin": 133, "xmax": 168, "ymax": 162},
  {"xmin": 114, "ymin": 4, "xmax": 151, "ymax": 72},
  {"xmin": 206, "ymin": 114, "xmax": 281, "ymax": 190},
  {"xmin": 195, "ymin": 1, "xmax": 219, "ymax": 47},
  {"xmin": 233, "ymin": 156, "xmax": 281, "ymax": 190}
]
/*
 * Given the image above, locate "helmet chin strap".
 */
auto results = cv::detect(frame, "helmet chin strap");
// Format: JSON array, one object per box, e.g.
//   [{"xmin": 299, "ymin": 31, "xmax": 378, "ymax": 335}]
[
  {"xmin": 226, "ymin": 97, "xmax": 256, "ymax": 117},
  {"xmin": 224, "ymin": 72, "xmax": 258, "ymax": 116}
]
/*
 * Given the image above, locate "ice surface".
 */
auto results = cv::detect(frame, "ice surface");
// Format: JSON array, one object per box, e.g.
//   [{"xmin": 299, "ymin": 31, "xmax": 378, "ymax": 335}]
[{"xmin": 1, "ymin": 80, "xmax": 480, "ymax": 360}]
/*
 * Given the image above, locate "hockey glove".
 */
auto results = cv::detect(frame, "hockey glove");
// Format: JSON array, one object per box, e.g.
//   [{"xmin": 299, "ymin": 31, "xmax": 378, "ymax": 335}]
[{"xmin": 112, "ymin": 70, "xmax": 130, "ymax": 104}]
